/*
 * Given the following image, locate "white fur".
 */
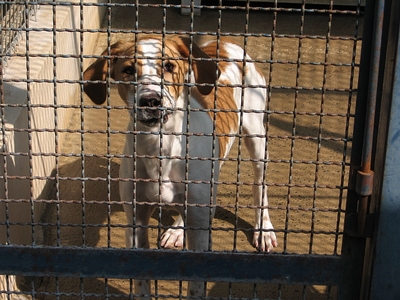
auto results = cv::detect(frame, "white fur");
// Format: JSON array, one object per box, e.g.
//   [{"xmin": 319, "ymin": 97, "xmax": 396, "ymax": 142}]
[{"xmin": 84, "ymin": 37, "xmax": 277, "ymax": 300}]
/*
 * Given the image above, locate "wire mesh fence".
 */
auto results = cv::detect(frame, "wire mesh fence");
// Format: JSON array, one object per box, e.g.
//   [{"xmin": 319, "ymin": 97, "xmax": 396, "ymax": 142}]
[
  {"xmin": 0, "ymin": 0, "xmax": 364, "ymax": 299},
  {"xmin": 1, "ymin": 0, "xmax": 38, "ymax": 62}
]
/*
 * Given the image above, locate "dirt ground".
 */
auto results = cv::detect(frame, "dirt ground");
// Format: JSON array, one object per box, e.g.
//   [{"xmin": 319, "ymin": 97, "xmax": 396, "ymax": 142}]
[{"xmin": 27, "ymin": 1, "xmax": 363, "ymax": 299}]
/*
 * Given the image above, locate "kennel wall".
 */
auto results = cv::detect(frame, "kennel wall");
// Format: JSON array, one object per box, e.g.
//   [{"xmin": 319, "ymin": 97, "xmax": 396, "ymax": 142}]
[{"xmin": 0, "ymin": 0, "xmax": 106, "ymax": 246}]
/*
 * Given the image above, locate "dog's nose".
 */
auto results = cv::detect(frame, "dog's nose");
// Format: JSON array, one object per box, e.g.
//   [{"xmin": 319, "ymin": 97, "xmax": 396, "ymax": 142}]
[{"xmin": 139, "ymin": 94, "xmax": 162, "ymax": 107}]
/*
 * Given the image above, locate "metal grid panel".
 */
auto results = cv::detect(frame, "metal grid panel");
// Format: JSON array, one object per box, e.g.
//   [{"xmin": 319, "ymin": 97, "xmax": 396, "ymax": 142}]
[
  {"xmin": 1, "ymin": 0, "xmax": 38, "ymax": 61},
  {"xmin": 0, "ymin": 0, "xmax": 364, "ymax": 299}
]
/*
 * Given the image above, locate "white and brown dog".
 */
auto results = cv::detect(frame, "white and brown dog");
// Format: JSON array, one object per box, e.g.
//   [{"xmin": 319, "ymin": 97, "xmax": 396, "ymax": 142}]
[{"xmin": 83, "ymin": 35, "xmax": 277, "ymax": 298}]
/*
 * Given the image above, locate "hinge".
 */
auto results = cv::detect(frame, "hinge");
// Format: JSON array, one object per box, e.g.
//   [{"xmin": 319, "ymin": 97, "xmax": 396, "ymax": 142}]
[
  {"xmin": 356, "ymin": 169, "xmax": 374, "ymax": 236},
  {"xmin": 347, "ymin": 167, "xmax": 375, "ymax": 237},
  {"xmin": 356, "ymin": 170, "xmax": 374, "ymax": 197}
]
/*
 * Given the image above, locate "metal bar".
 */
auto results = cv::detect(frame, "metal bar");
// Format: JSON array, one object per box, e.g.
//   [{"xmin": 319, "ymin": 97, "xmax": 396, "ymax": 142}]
[
  {"xmin": 339, "ymin": 0, "xmax": 378, "ymax": 298},
  {"xmin": 369, "ymin": 1, "xmax": 400, "ymax": 297},
  {"xmin": 356, "ymin": 0, "xmax": 385, "ymax": 235},
  {"xmin": 0, "ymin": 245, "xmax": 343, "ymax": 286}
]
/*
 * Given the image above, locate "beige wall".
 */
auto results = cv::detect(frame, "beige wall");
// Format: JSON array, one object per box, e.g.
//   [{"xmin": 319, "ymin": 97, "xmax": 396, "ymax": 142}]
[{"xmin": 0, "ymin": 2, "xmax": 105, "ymax": 297}]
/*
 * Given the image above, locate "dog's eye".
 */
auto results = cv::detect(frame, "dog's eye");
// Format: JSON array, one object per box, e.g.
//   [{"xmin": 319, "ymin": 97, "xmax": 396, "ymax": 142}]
[
  {"xmin": 164, "ymin": 62, "xmax": 175, "ymax": 73},
  {"xmin": 123, "ymin": 66, "xmax": 135, "ymax": 75}
]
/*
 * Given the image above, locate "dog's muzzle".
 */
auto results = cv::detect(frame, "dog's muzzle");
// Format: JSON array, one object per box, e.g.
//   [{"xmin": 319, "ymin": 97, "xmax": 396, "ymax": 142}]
[{"xmin": 135, "ymin": 92, "xmax": 172, "ymax": 127}]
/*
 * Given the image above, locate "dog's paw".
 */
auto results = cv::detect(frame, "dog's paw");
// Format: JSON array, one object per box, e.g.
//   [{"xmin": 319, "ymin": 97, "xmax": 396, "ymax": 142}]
[
  {"xmin": 253, "ymin": 222, "xmax": 278, "ymax": 252},
  {"xmin": 160, "ymin": 228, "xmax": 184, "ymax": 248}
]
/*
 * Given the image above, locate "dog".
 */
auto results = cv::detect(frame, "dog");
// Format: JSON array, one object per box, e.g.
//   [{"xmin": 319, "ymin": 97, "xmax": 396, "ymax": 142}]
[{"xmin": 83, "ymin": 35, "xmax": 277, "ymax": 298}]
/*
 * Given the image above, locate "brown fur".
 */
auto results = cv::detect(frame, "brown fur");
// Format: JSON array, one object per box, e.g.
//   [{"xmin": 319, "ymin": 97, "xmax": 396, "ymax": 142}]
[{"xmin": 83, "ymin": 36, "xmax": 218, "ymax": 104}]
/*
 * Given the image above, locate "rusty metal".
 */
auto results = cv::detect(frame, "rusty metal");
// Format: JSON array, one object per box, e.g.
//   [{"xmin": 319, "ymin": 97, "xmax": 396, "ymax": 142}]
[
  {"xmin": 355, "ymin": 0, "xmax": 385, "ymax": 236},
  {"xmin": 0, "ymin": 0, "xmax": 383, "ymax": 299},
  {"xmin": 369, "ymin": 0, "xmax": 400, "ymax": 295},
  {"xmin": 0, "ymin": 245, "xmax": 344, "ymax": 285},
  {"xmin": 356, "ymin": 0, "xmax": 400, "ymax": 298},
  {"xmin": 356, "ymin": 170, "xmax": 374, "ymax": 197},
  {"xmin": 339, "ymin": 0, "xmax": 388, "ymax": 298}
]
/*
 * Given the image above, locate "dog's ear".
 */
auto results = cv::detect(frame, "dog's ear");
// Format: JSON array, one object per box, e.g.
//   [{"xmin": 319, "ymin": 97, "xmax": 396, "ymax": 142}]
[
  {"xmin": 173, "ymin": 36, "xmax": 218, "ymax": 95},
  {"xmin": 83, "ymin": 41, "xmax": 126, "ymax": 104}
]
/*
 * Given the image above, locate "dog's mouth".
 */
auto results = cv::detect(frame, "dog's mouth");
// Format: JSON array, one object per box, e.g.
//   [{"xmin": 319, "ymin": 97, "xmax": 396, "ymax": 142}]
[
  {"xmin": 133, "ymin": 92, "xmax": 175, "ymax": 127},
  {"xmin": 136, "ymin": 107, "xmax": 172, "ymax": 127}
]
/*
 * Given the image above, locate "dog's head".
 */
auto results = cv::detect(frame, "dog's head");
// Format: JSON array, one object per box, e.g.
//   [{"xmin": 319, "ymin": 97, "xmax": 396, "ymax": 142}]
[{"xmin": 83, "ymin": 36, "xmax": 218, "ymax": 127}]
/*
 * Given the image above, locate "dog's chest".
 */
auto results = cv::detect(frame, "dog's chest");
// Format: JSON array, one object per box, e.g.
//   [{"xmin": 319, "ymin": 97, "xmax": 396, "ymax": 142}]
[
  {"xmin": 136, "ymin": 134, "xmax": 187, "ymax": 203},
  {"xmin": 133, "ymin": 101, "xmax": 221, "ymax": 195}
]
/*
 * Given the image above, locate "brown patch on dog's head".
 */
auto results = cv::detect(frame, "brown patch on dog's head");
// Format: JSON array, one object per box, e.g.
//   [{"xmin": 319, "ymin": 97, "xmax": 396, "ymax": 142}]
[
  {"xmin": 170, "ymin": 36, "xmax": 219, "ymax": 95},
  {"xmin": 83, "ymin": 41, "xmax": 132, "ymax": 104}
]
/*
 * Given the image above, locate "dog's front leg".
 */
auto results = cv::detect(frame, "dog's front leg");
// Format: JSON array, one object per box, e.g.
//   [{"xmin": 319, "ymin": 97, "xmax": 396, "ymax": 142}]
[
  {"xmin": 123, "ymin": 200, "xmax": 154, "ymax": 300},
  {"xmin": 252, "ymin": 184, "xmax": 277, "ymax": 252},
  {"xmin": 185, "ymin": 195, "xmax": 215, "ymax": 299},
  {"xmin": 243, "ymin": 133, "xmax": 278, "ymax": 252},
  {"xmin": 250, "ymin": 161, "xmax": 278, "ymax": 252},
  {"xmin": 121, "ymin": 176, "xmax": 155, "ymax": 300}
]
